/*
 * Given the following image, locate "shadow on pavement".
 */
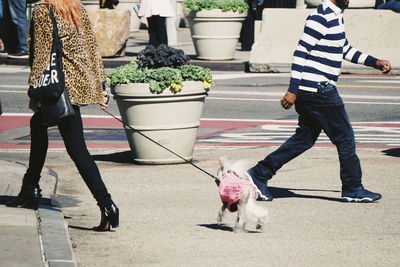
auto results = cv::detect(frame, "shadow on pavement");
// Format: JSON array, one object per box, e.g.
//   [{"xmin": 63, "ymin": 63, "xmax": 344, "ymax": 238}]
[
  {"xmin": 68, "ymin": 225, "xmax": 96, "ymax": 231},
  {"xmin": 382, "ymin": 148, "xmax": 400, "ymax": 158},
  {"xmin": 269, "ymin": 187, "xmax": 341, "ymax": 202},
  {"xmin": 93, "ymin": 151, "xmax": 202, "ymax": 166},
  {"xmin": 197, "ymin": 224, "xmax": 261, "ymax": 234},
  {"xmin": 0, "ymin": 195, "xmax": 15, "ymax": 205},
  {"xmin": 93, "ymin": 151, "xmax": 134, "ymax": 164},
  {"xmin": 198, "ymin": 223, "xmax": 233, "ymax": 232},
  {"xmin": 0, "ymin": 195, "xmax": 52, "ymax": 206},
  {"xmin": 68, "ymin": 224, "xmax": 117, "ymax": 232}
]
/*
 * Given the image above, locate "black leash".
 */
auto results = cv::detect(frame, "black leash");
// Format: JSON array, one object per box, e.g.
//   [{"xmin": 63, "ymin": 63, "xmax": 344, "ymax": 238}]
[{"xmin": 103, "ymin": 109, "xmax": 218, "ymax": 181}]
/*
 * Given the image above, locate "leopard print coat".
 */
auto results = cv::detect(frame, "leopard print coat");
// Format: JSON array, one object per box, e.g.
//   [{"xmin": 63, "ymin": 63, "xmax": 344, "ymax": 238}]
[{"xmin": 28, "ymin": 1, "xmax": 106, "ymax": 105}]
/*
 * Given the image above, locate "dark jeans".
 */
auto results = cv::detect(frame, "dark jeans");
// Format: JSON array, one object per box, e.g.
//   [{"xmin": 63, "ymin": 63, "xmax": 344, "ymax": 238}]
[
  {"xmin": 24, "ymin": 105, "xmax": 112, "ymax": 207},
  {"xmin": 5, "ymin": 0, "xmax": 28, "ymax": 52},
  {"xmin": 251, "ymin": 84, "xmax": 362, "ymax": 191},
  {"xmin": 147, "ymin": 15, "xmax": 167, "ymax": 47}
]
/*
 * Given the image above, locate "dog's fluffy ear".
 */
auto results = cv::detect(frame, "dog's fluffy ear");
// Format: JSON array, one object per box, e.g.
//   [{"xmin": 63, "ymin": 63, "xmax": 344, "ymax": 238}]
[
  {"xmin": 230, "ymin": 159, "xmax": 251, "ymax": 178},
  {"xmin": 218, "ymin": 156, "xmax": 232, "ymax": 171}
]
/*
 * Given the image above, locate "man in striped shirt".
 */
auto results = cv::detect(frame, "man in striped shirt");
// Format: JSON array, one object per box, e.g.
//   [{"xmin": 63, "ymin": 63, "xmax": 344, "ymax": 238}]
[{"xmin": 246, "ymin": 0, "xmax": 391, "ymax": 203}]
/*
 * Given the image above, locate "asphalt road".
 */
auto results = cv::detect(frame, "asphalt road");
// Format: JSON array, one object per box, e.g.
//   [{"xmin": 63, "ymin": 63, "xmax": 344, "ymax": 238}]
[{"xmin": 0, "ymin": 66, "xmax": 399, "ymax": 122}]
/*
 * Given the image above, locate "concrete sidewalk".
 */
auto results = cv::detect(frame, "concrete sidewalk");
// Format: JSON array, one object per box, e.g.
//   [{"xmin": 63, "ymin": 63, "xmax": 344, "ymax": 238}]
[
  {"xmin": 1, "ymin": 145, "xmax": 399, "ymax": 266},
  {"xmin": 0, "ymin": 28, "xmax": 251, "ymax": 72},
  {"xmin": 0, "ymin": 159, "xmax": 76, "ymax": 266}
]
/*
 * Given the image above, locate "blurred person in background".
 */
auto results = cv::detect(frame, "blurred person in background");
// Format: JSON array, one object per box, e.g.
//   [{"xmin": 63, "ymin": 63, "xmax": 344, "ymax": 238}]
[{"xmin": 138, "ymin": 0, "xmax": 175, "ymax": 47}]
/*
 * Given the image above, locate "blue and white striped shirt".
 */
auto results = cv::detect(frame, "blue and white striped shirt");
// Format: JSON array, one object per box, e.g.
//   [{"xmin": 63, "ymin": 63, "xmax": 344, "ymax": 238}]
[{"xmin": 288, "ymin": 0, "xmax": 378, "ymax": 93}]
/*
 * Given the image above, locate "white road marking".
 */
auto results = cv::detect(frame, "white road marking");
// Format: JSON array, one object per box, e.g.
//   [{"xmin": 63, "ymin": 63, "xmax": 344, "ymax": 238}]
[
  {"xmin": 356, "ymin": 80, "xmax": 400, "ymax": 84},
  {"xmin": 212, "ymin": 73, "xmax": 290, "ymax": 80},
  {"xmin": 0, "ymin": 85, "xmax": 27, "ymax": 89},
  {"xmin": 210, "ymin": 90, "xmax": 400, "ymax": 100},
  {"xmin": 0, "ymin": 66, "xmax": 30, "ymax": 73},
  {"xmin": 207, "ymin": 97, "xmax": 400, "ymax": 105},
  {"xmin": 197, "ymin": 120, "xmax": 400, "ymax": 147}
]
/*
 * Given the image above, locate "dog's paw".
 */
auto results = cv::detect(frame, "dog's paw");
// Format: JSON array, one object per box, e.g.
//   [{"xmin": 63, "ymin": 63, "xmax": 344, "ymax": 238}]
[{"xmin": 233, "ymin": 227, "xmax": 246, "ymax": 233}]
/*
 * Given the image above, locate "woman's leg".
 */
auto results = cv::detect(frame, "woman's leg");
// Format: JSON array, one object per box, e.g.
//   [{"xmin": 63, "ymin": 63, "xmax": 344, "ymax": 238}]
[
  {"xmin": 24, "ymin": 111, "xmax": 48, "ymax": 186},
  {"xmin": 57, "ymin": 106, "xmax": 112, "ymax": 207}
]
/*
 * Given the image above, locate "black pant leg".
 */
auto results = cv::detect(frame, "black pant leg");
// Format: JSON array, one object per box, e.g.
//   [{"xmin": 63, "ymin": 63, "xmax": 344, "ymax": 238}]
[
  {"xmin": 24, "ymin": 111, "xmax": 49, "ymax": 186},
  {"xmin": 57, "ymin": 106, "xmax": 112, "ymax": 207},
  {"xmin": 147, "ymin": 16, "xmax": 158, "ymax": 47},
  {"xmin": 157, "ymin": 16, "xmax": 168, "ymax": 46}
]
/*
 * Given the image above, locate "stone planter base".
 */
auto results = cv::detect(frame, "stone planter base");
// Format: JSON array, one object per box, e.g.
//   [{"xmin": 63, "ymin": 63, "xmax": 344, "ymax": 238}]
[
  {"xmin": 112, "ymin": 81, "xmax": 208, "ymax": 164},
  {"xmin": 87, "ymin": 9, "xmax": 131, "ymax": 57}
]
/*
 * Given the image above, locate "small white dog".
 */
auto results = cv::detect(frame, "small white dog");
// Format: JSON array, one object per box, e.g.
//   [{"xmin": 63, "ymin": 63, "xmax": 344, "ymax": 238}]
[{"xmin": 216, "ymin": 157, "xmax": 268, "ymax": 232}]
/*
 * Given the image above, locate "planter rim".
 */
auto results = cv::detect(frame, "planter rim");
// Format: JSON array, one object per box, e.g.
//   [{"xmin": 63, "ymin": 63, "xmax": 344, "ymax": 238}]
[{"xmin": 111, "ymin": 81, "xmax": 208, "ymax": 98}]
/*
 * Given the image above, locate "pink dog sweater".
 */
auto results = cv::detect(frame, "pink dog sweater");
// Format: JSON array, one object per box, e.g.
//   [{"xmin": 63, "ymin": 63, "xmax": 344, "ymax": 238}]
[{"xmin": 218, "ymin": 171, "xmax": 258, "ymax": 212}]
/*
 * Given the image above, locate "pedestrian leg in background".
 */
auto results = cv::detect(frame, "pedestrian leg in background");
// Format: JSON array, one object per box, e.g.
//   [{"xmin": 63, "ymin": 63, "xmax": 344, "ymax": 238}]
[
  {"xmin": 147, "ymin": 15, "xmax": 168, "ymax": 47},
  {"xmin": 0, "ymin": 0, "xmax": 4, "ymax": 52},
  {"xmin": 240, "ymin": 9, "xmax": 254, "ymax": 51},
  {"xmin": 7, "ymin": 0, "xmax": 29, "ymax": 58},
  {"xmin": 1, "ymin": 0, "xmax": 17, "ymax": 55}
]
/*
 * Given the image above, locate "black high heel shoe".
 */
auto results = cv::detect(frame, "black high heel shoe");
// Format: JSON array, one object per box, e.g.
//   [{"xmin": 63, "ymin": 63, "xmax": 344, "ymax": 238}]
[
  {"xmin": 93, "ymin": 203, "xmax": 119, "ymax": 231},
  {"xmin": 6, "ymin": 184, "xmax": 42, "ymax": 210}
]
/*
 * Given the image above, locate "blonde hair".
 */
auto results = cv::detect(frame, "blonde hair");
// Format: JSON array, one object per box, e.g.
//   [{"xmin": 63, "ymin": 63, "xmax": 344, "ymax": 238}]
[{"xmin": 44, "ymin": 0, "xmax": 82, "ymax": 28}]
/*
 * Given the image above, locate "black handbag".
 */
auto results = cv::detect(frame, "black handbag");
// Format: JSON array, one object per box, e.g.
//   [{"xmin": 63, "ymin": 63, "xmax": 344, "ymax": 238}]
[
  {"xmin": 41, "ymin": 90, "xmax": 75, "ymax": 126},
  {"xmin": 29, "ymin": 7, "xmax": 75, "ymax": 126}
]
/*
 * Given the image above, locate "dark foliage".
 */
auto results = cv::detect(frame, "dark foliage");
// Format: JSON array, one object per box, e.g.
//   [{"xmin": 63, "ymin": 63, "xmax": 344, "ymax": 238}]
[{"xmin": 136, "ymin": 44, "xmax": 191, "ymax": 69}]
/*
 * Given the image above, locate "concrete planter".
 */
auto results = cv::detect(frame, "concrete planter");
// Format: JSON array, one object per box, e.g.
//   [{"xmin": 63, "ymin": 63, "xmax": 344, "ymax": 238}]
[
  {"xmin": 305, "ymin": 0, "xmax": 375, "ymax": 8},
  {"xmin": 111, "ymin": 81, "xmax": 208, "ymax": 164},
  {"xmin": 185, "ymin": 9, "xmax": 247, "ymax": 60}
]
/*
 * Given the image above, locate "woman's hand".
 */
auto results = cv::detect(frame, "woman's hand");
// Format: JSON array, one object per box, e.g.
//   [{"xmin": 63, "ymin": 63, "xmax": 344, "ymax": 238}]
[{"xmin": 100, "ymin": 90, "xmax": 110, "ymax": 110}]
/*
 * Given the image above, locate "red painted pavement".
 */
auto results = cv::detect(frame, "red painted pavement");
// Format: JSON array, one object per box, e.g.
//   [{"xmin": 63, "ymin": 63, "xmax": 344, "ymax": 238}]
[{"xmin": 1, "ymin": 115, "xmax": 399, "ymax": 150}]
